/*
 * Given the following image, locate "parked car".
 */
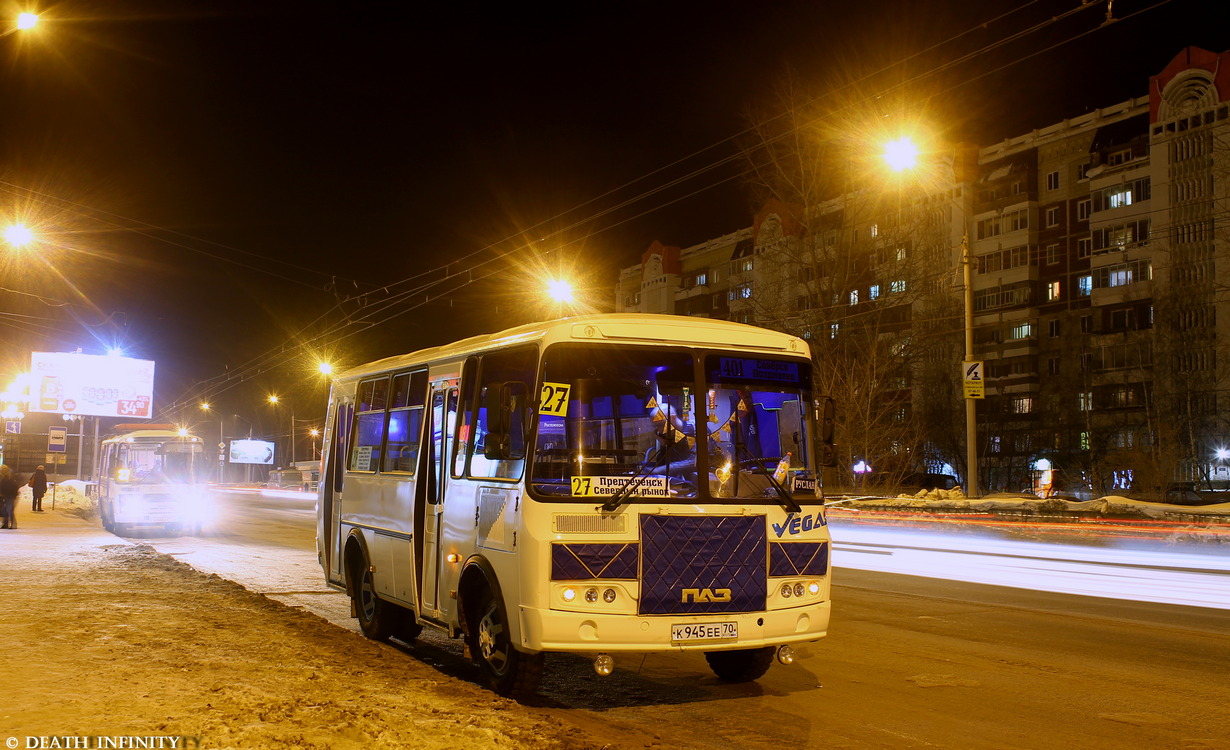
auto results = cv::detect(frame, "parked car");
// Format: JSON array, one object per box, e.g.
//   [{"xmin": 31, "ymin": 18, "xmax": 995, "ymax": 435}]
[
  {"xmin": 870, "ymin": 472, "xmax": 960, "ymax": 493},
  {"xmin": 1161, "ymin": 484, "xmax": 1229, "ymax": 506}
]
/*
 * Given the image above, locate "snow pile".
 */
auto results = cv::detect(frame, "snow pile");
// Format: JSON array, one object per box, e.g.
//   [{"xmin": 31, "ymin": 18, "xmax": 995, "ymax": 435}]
[
  {"xmin": 842, "ymin": 491, "xmax": 1230, "ymax": 520},
  {"xmin": 26, "ymin": 479, "xmax": 97, "ymax": 517}
]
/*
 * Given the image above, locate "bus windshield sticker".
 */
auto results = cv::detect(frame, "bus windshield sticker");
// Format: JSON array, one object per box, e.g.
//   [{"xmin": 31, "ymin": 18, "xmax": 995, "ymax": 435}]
[
  {"xmin": 717, "ymin": 357, "xmax": 801, "ymax": 383},
  {"xmin": 571, "ymin": 475, "xmax": 669, "ymax": 498},
  {"xmin": 539, "ymin": 382, "xmax": 571, "ymax": 415},
  {"xmin": 792, "ymin": 475, "xmax": 818, "ymax": 494}
]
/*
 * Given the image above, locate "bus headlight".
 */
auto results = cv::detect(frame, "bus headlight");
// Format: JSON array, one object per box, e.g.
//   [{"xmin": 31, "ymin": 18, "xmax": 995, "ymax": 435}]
[
  {"xmin": 602, "ymin": 588, "xmax": 617, "ymax": 603},
  {"xmin": 807, "ymin": 581, "xmax": 821, "ymax": 596},
  {"xmin": 780, "ymin": 582, "xmax": 793, "ymax": 598},
  {"xmin": 562, "ymin": 588, "xmax": 577, "ymax": 603},
  {"xmin": 584, "ymin": 587, "xmax": 599, "ymax": 603}
]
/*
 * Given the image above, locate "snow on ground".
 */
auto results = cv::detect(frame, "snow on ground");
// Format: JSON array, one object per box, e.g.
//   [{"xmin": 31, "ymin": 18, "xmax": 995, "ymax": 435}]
[
  {"xmin": 1, "ymin": 510, "xmax": 623, "ymax": 750},
  {"xmin": 829, "ymin": 488, "xmax": 1230, "ymax": 520}
]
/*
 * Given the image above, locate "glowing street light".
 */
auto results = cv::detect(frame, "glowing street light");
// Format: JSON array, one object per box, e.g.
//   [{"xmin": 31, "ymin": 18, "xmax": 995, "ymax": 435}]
[
  {"xmin": 317, "ymin": 361, "xmax": 334, "ymax": 376},
  {"xmin": 546, "ymin": 279, "xmax": 574, "ymax": 303},
  {"xmin": 16, "ymin": 12, "xmax": 37, "ymax": 30},
  {"xmin": 883, "ymin": 136, "xmax": 920, "ymax": 172},
  {"xmin": 3, "ymin": 224, "xmax": 35, "ymax": 247}
]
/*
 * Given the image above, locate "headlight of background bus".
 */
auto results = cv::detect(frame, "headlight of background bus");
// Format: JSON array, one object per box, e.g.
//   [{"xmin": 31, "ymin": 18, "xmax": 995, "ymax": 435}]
[
  {"xmin": 178, "ymin": 487, "xmax": 217, "ymax": 528},
  {"xmin": 116, "ymin": 494, "xmax": 147, "ymax": 521}
]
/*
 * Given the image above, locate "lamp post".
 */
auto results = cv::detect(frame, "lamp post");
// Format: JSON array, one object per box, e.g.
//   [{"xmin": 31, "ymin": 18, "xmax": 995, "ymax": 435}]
[
  {"xmin": 200, "ymin": 402, "xmax": 224, "ymax": 483},
  {"xmin": 883, "ymin": 136, "xmax": 979, "ymax": 497},
  {"xmin": 268, "ymin": 395, "xmax": 294, "ymax": 467},
  {"xmin": 231, "ymin": 413, "xmax": 255, "ymax": 484}
]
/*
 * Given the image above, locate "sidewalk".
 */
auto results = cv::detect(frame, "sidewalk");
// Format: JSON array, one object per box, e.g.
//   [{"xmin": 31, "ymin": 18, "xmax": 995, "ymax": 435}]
[{"xmin": 0, "ymin": 509, "xmax": 603, "ymax": 750}]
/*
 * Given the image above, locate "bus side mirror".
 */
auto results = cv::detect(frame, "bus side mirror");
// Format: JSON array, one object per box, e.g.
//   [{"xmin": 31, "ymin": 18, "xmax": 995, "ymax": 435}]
[
  {"xmin": 818, "ymin": 397, "xmax": 837, "ymax": 467},
  {"xmin": 484, "ymin": 381, "xmax": 528, "ymax": 460}
]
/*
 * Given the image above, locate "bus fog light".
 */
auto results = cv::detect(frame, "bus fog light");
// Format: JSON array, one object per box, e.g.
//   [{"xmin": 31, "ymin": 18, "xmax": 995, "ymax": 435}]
[
  {"xmin": 562, "ymin": 588, "xmax": 576, "ymax": 603},
  {"xmin": 593, "ymin": 653, "xmax": 614, "ymax": 676},
  {"xmin": 793, "ymin": 583, "xmax": 805, "ymax": 598},
  {"xmin": 585, "ymin": 587, "xmax": 599, "ymax": 603},
  {"xmin": 780, "ymin": 583, "xmax": 793, "ymax": 598},
  {"xmin": 776, "ymin": 645, "xmax": 795, "ymax": 665},
  {"xmin": 807, "ymin": 581, "xmax": 820, "ymax": 596},
  {"xmin": 602, "ymin": 588, "xmax": 617, "ymax": 603}
]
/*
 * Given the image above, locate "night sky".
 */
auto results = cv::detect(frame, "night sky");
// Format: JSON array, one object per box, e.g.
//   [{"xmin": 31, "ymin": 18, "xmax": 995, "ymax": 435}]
[{"xmin": 0, "ymin": 0, "xmax": 1222, "ymax": 431}]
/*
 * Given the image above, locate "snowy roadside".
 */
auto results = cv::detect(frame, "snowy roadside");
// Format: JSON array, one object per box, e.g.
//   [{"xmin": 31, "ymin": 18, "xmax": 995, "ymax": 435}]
[
  {"xmin": 0, "ymin": 508, "xmax": 635, "ymax": 750},
  {"xmin": 827, "ymin": 488, "xmax": 1230, "ymax": 521}
]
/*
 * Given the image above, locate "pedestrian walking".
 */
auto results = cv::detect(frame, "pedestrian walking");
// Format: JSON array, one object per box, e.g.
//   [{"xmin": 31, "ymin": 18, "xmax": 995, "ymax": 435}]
[
  {"xmin": 0, "ymin": 464, "xmax": 19, "ymax": 529},
  {"xmin": 28, "ymin": 464, "xmax": 48, "ymax": 512}
]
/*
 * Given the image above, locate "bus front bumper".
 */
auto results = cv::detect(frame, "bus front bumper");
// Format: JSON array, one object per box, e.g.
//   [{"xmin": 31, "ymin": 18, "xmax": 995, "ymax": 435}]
[{"xmin": 518, "ymin": 600, "xmax": 830, "ymax": 654}]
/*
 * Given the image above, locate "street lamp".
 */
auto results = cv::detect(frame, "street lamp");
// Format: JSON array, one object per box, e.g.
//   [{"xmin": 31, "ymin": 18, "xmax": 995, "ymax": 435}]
[
  {"xmin": 881, "ymin": 135, "xmax": 979, "ymax": 497},
  {"xmin": 309, "ymin": 428, "xmax": 320, "ymax": 461},
  {"xmin": 200, "ymin": 402, "xmax": 225, "ymax": 482},
  {"xmin": 268, "ymin": 395, "xmax": 295, "ymax": 466},
  {"xmin": 546, "ymin": 278, "xmax": 574, "ymax": 318},
  {"xmin": 3, "ymin": 223, "xmax": 35, "ymax": 247}
]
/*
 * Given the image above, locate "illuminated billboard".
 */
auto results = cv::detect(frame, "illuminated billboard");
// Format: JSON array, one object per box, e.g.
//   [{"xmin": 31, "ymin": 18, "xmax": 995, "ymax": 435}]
[
  {"xmin": 229, "ymin": 439, "xmax": 275, "ymax": 465},
  {"xmin": 29, "ymin": 352, "xmax": 156, "ymax": 418}
]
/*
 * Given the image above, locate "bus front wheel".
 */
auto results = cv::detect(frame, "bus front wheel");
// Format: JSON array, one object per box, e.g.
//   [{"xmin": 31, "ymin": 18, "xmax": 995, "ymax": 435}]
[
  {"xmin": 704, "ymin": 646, "xmax": 775, "ymax": 682},
  {"xmin": 350, "ymin": 553, "xmax": 394, "ymax": 642},
  {"xmin": 466, "ymin": 586, "xmax": 543, "ymax": 698}
]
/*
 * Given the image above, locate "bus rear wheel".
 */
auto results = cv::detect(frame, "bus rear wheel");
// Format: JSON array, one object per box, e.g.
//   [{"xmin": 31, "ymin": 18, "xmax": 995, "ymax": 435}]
[
  {"xmin": 466, "ymin": 586, "xmax": 543, "ymax": 698},
  {"xmin": 704, "ymin": 646, "xmax": 775, "ymax": 682},
  {"xmin": 350, "ymin": 553, "xmax": 394, "ymax": 642}
]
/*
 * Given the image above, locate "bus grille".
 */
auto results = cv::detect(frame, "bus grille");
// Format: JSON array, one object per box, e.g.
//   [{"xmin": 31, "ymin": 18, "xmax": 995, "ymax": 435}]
[{"xmin": 639, "ymin": 515, "xmax": 766, "ymax": 615}]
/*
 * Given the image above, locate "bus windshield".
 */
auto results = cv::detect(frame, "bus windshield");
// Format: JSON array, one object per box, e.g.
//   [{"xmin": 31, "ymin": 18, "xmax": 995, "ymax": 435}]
[
  {"xmin": 117, "ymin": 441, "xmax": 206, "ymax": 485},
  {"xmin": 528, "ymin": 345, "xmax": 817, "ymax": 504}
]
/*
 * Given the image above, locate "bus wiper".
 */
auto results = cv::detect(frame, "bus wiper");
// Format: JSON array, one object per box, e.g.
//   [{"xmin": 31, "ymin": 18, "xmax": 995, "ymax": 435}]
[
  {"xmin": 736, "ymin": 445, "xmax": 801, "ymax": 514},
  {"xmin": 601, "ymin": 441, "xmax": 668, "ymax": 513}
]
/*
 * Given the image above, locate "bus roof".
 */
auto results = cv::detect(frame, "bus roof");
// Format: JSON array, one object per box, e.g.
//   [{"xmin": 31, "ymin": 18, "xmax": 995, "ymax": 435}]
[
  {"xmin": 101, "ymin": 428, "xmax": 203, "ymax": 444},
  {"xmin": 337, "ymin": 313, "xmax": 809, "ymax": 382}
]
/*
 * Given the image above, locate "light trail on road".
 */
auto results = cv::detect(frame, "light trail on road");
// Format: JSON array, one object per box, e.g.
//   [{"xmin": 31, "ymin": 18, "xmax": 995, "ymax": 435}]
[{"xmin": 830, "ymin": 522, "xmax": 1230, "ymax": 610}]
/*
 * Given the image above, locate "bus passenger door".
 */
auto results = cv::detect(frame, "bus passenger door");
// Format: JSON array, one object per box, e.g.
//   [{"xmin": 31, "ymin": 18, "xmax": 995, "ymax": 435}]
[
  {"xmin": 416, "ymin": 384, "xmax": 456, "ymax": 617},
  {"xmin": 320, "ymin": 401, "xmax": 352, "ymax": 583}
]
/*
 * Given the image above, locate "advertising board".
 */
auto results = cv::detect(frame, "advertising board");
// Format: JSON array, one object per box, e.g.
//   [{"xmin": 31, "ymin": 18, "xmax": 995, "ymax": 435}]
[
  {"xmin": 29, "ymin": 352, "xmax": 156, "ymax": 418},
  {"xmin": 229, "ymin": 438, "xmax": 276, "ymax": 465}
]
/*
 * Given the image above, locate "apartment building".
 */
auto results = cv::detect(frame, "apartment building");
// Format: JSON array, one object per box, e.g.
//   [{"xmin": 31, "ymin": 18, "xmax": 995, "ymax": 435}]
[{"xmin": 615, "ymin": 47, "xmax": 1230, "ymax": 494}]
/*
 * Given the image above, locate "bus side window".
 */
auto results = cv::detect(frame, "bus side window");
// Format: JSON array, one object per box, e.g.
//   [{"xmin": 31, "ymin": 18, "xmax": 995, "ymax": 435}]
[
  {"xmin": 384, "ymin": 370, "xmax": 426, "ymax": 473},
  {"xmin": 453, "ymin": 358, "xmax": 479, "ymax": 478},
  {"xmin": 350, "ymin": 377, "xmax": 389, "ymax": 472},
  {"xmin": 470, "ymin": 347, "xmax": 535, "ymax": 481}
]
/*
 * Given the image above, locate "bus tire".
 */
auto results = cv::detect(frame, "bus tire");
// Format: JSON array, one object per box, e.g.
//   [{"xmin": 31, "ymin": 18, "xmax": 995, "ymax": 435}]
[
  {"xmin": 704, "ymin": 647, "xmax": 775, "ymax": 682},
  {"xmin": 349, "ymin": 553, "xmax": 395, "ymax": 642},
  {"xmin": 466, "ymin": 585, "xmax": 543, "ymax": 698}
]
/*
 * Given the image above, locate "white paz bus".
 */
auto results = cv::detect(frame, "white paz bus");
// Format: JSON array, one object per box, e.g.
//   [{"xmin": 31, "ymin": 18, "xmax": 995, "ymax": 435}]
[
  {"xmin": 98, "ymin": 425, "xmax": 212, "ymax": 536},
  {"xmin": 317, "ymin": 314, "xmax": 835, "ymax": 696}
]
